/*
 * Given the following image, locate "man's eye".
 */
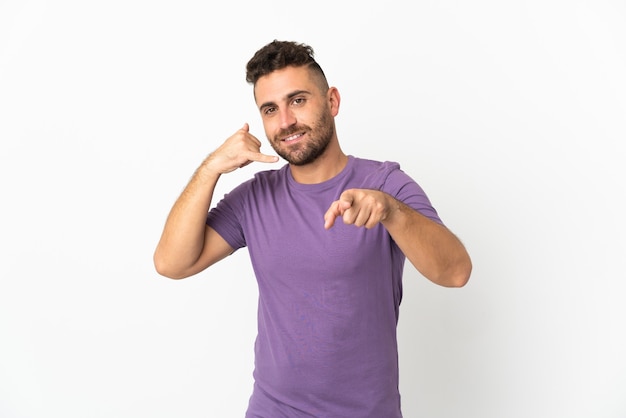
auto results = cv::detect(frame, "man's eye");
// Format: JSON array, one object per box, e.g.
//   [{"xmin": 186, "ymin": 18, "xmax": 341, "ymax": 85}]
[
  {"xmin": 293, "ymin": 98, "xmax": 305, "ymax": 105},
  {"xmin": 264, "ymin": 107, "xmax": 276, "ymax": 115}
]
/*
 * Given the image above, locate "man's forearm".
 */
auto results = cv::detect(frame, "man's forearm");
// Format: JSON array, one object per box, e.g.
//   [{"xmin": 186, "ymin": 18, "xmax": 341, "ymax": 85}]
[
  {"xmin": 153, "ymin": 161, "xmax": 221, "ymax": 278},
  {"xmin": 382, "ymin": 198, "xmax": 472, "ymax": 287}
]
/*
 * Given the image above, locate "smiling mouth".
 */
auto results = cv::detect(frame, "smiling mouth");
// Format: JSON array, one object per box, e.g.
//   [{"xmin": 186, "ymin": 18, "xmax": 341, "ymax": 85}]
[{"xmin": 282, "ymin": 132, "xmax": 305, "ymax": 142}]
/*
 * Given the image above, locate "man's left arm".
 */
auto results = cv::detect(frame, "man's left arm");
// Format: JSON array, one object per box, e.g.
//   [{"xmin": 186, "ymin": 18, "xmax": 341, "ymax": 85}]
[{"xmin": 324, "ymin": 188, "xmax": 472, "ymax": 287}]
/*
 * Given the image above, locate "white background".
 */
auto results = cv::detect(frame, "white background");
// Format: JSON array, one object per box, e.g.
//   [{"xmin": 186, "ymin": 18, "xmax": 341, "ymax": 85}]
[{"xmin": 1, "ymin": 1, "xmax": 625, "ymax": 417}]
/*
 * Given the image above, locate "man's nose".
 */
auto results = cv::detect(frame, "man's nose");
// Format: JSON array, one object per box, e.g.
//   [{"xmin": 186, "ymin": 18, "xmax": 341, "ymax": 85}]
[{"xmin": 279, "ymin": 108, "xmax": 296, "ymax": 130}]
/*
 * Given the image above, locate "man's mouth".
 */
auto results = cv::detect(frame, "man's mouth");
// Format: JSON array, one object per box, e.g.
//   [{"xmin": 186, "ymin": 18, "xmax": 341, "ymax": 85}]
[{"xmin": 282, "ymin": 132, "xmax": 305, "ymax": 142}]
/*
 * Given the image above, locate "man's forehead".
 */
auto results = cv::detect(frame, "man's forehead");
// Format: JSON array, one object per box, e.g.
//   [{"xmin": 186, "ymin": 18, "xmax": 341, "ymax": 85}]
[{"xmin": 254, "ymin": 66, "xmax": 314, "ymax": 103}]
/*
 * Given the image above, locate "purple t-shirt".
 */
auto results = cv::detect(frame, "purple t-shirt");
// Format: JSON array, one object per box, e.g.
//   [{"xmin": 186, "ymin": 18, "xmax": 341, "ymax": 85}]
[{"xmin": 206, "ymin": 156, "xmax": 441, "ymax": 418}]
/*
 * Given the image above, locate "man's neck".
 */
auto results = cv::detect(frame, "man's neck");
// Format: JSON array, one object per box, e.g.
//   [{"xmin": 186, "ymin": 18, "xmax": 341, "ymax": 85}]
[{"xmin": 289, "ymin": 144, "xmax": 348, "ymax": 185}]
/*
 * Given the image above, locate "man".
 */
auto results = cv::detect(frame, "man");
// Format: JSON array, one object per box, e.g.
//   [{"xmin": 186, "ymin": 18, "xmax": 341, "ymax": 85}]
[{"xmin": 154, "ymin": 40, "xmax": 472, "ymax": 417}]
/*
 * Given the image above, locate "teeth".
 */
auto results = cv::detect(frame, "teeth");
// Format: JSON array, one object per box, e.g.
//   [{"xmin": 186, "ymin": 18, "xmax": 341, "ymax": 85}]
[{"xmin": 284, "ymin": 133, "xmax": 301, "ymax": 142}]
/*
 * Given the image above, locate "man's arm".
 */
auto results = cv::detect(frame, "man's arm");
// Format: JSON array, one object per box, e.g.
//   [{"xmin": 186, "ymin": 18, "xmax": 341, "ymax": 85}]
[
  {"xmin": 324, "ymin": 189, "xmax": 472, "ymax": 287},
  {"xmin": 153, "ymin": 124, "xmax": 278, "ymax": 279}
]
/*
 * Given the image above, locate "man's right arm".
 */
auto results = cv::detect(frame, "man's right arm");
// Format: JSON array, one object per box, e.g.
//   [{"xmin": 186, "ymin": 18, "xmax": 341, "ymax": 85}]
[{"xmin": 153, "ymin": 124, "xmax": 278, "ymax": 279}]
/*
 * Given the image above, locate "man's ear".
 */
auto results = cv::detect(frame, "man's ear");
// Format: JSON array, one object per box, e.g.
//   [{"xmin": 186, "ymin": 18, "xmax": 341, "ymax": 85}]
[{"xmin": 328, "ymin": 87, "xmax": 341, "ymax": 116}]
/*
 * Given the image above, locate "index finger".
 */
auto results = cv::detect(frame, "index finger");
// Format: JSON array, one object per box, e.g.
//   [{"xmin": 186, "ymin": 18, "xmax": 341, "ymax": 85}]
[
  {"xmin": 323, "ymin": 198, "xmax": 352, "ymax": 229},
  {"xmin": 323, "ymin": 200, "xmax": 342, "ymax": 229}
]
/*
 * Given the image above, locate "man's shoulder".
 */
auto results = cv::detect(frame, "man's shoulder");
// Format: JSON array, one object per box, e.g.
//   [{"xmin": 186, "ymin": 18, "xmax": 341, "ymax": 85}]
[
  {"xmin": 349, "ymin": 156, "xmax": 404, "ymax": 189},
  {"xmin": 351, "ymin": 155, "xmax": 401, "ymax": 171}
]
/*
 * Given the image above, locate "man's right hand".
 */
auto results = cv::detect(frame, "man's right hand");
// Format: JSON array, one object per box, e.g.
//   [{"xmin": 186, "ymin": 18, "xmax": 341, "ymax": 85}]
[
  {"xmin": 154, "ymin": 123, "xmax": 278, "ymax": 279},
  {"xmin": 205, "ymin": 123, "xmax": 278, "ymax": 174}
]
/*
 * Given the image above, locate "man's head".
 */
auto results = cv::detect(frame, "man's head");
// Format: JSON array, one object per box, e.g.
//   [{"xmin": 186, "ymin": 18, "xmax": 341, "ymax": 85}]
[{"xmin": 246, "ymin": 41, "xmax": 340, "ymax": 167}]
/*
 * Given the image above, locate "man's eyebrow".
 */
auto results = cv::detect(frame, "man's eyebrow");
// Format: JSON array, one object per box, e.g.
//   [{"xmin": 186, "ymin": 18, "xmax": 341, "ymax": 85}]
[
  {"xmin": 286, "ymin": 89, "xmax": 311, "ymax": 99},
  {"xmin": 258, "ymin": 90, "xmax": 312, "ymax": 111}
]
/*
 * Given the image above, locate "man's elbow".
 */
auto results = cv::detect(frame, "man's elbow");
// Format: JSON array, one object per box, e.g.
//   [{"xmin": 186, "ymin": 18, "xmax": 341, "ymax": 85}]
[
  {"xmin": 153, "ymin": 253, "xmax": 189, "ymax": 280},
  {"xmin": 443, "ymin": 258, "xmax": 472, "ymax": 288}
]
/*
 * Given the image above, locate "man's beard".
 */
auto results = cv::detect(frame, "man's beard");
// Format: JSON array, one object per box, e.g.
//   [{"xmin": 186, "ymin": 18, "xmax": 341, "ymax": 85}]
[{"xmin": 270, "ymin": 110, "xmax": 334, "ymax": 166}]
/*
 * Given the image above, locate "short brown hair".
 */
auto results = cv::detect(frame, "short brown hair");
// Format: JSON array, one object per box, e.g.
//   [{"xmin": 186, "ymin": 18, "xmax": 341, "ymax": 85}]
[{"xmin": 246, "ymin": 40, "xmax": 328, "ymax": 89}]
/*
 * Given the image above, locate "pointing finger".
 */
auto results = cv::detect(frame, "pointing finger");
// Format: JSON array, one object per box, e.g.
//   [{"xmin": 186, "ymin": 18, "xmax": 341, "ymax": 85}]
[
  {"xmin": 323, "ymin": 201, "xmax": 341, "ymax": 229},
  {"xmin": 324, "ymin": 199, "xmax": 352, "ymax": 229}
]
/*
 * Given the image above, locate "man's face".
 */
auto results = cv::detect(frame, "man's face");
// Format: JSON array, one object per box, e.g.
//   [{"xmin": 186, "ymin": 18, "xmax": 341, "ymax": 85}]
[{"xmin": 254, "ymin": 66, "xmax": 336, "ymax": 166}]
